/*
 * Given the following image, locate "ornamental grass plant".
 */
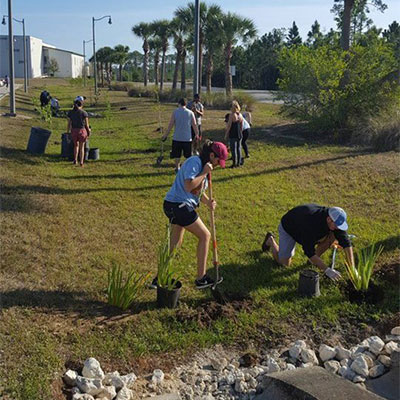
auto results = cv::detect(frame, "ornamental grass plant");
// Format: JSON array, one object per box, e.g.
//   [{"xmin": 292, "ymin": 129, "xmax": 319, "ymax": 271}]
[
  {"xmin": 107, "ymin": 263, "xmax": 150, "ymax": 310},
  {"xmin": 345, "ymin": 243, "xmax": 384, "ymax": 291}
]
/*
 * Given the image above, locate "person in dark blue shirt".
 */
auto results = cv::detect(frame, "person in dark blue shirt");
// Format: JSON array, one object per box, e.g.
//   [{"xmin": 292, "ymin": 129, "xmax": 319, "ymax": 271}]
[{"xmin": 262, "ymin": 204, "xmax": 355, "ymax": 281}]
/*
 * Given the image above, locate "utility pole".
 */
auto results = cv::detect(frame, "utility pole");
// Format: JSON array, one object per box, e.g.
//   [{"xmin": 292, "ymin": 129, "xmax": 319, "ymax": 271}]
[
  {"xmin": 7, "ymin": 0, "xmax": 16, "ymax": 116},
  {"xmin": 193, "ymin": 0, "xmax": 200, "ymax": 96},
  {"xmin": 83, "ymin": 39, "xmax": 93, "ymax": 87}
]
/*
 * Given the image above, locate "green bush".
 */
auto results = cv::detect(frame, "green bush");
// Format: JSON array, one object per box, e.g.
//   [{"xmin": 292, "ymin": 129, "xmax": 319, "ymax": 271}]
[
  {"xmin": 201, "ymin": 91, "xmax": 256, "ymax": 110},
  {"xmin": 278, "ymin": 43, "xmax": 399, "ymax": 136},
  {"xmin": 109, "ymin": 82, "xmax": 135, "ymax": 92},
  {"xmin": 127, "ymin": 86, "xmax": 157, "ymax": 98}
]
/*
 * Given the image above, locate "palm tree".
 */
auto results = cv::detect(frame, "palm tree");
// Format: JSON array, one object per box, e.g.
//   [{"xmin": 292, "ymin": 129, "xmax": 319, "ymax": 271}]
[
  {"xmin": 170, "ymin": 17, "xmax": 188, "ymax": 90},
  {"xmin": 148, "ymin": 37, "xmax": 163, "ymax": 86},
  {"xmin": 113, "ymin": 45, "xmax": 130, "ymax": 81},
  {"xmin": 132, "ymin": 22, "xmax": 152, "ymax": 86},
  {"xmin": 203, "ymin": 5, "xmax": 223, "ymax": 93},
  {"xmin": 151, "ymin": 19, "xmax": 171, "ymax": 92},
  {"xmin": 220, "ymin": 12, "xmax": 257, "ymax": 96}
]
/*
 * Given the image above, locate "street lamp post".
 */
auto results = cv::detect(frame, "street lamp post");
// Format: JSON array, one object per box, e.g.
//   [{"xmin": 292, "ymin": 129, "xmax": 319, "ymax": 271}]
[
  {"xmin": 5, "ymin": 0, "xmax": 15, "ymax": 115},
  {"xmin": 2, "ymin": 13, "xmax": 27, "ymax": 93},
  {"xmin": 193, "ymin": 0, "xmax": 200, "ymax": 96},
  {"xmin": 92, "ymin": 15, "xmax": 112, "ymax": 95},
  {"xmin": 83, "ymin": 39, "xmax": 93, "ymax": 87}
]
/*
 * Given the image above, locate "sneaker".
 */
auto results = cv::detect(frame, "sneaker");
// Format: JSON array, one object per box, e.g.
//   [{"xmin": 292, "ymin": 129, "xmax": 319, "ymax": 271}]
[
  {"xmin": 262, "ymin": 232, "xmax": 274, "ymax": 252},
  {"xmin": 195, "ymin": 274, "xmax": 216, "ymax": 289},
  {"xmin": 148, "ymin": 276, "xmax": 158, "ymax": 289}
]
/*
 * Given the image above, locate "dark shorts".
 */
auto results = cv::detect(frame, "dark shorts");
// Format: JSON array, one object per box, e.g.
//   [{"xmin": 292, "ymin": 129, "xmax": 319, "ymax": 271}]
[
  {"xmin": 191, "ymin": 125, "xmax": 202, "ymax": 139},
  {"xmin": 163, "ymin": 200, "xmax": 198, "ymax": 227},
  {"xmin": 170, "ymin": 140, "xmax": 192, "ymax": 159},
  {"xmin": 71, "ymin": 128, "xmax": 88, "ymax": 144}
]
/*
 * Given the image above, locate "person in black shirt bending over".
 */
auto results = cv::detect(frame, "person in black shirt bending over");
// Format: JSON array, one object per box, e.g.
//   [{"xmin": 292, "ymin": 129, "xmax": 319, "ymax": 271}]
[{"xmin": 262, "ymin": 204, "xmax": 355, "ymax": 281}]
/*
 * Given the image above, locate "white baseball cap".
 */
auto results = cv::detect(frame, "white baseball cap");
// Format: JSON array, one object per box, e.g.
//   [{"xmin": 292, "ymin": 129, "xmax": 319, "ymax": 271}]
[{"xmin": 328, "ymin": 207, "xmax": 348, "ymax": 231}]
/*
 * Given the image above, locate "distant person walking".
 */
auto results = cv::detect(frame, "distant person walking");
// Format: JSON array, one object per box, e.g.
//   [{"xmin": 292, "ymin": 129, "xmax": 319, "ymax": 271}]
[
  {"xmin": 241, "ymin": 105, "xmax": 252, "ymax": 160},
  {"xmin": 67, "ymin": 99, "xmax": 91, "ymax": 167},
  {"xmin": 224, "ymin": 100, "xmax": 243, "ymax": 168},
  {"xmin": 188, "ymin": 93, "xmax": 204, "ymax": 154},
  {"xmin": 162, "ymin": 98, "xmax": 199, "ymax": 173},
  {"xmin": 4, "ymin": 75, "xmax": 9, "ymax": 88}
]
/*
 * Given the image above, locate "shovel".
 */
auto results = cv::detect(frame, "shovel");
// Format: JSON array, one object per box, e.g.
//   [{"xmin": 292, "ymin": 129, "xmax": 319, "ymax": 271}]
[
  {"xmin": 156, "ymin": 137, "xmax": 165, "ymax": 166},
  {"xmin": 207, "ymin": 172, "xmax": 227, "ymax": 304}
]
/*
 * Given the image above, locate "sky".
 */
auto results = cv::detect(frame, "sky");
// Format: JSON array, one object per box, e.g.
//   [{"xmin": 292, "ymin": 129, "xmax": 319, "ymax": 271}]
[{"xmin": 1, "ymin": 0, "xmax": 399, "ymax": 57}]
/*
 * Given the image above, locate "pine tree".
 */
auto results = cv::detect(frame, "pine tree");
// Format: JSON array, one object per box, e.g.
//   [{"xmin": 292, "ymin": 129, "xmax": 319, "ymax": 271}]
[{"xmin": 286, "ymin": 21, "xmax": 302, "ymax": 47}]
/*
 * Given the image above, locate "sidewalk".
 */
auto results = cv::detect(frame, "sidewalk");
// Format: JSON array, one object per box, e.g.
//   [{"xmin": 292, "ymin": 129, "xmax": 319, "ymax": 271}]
[{"xmin": 0, "ymin": 84, "xmax": 22, "ymax": 101}]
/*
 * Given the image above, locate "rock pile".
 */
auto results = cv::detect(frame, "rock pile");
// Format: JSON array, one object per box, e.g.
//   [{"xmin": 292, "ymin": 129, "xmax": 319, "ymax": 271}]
[{"xmin": 62, "ymin": 327, "xmax": 400, "ymax": 400}]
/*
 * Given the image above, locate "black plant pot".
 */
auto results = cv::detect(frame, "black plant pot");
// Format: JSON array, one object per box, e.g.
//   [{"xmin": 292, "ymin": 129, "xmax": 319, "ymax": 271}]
[
  {"xmin": 157, "ymin": 280, "xmax": 182, "ymax": 309},
  {"xmin": 343, "ymin": 281, "xmax": 384, "ymax": 304},
  {"xmin": 298, "ymin": 269, "xmax": 321, "ymax": 297}
]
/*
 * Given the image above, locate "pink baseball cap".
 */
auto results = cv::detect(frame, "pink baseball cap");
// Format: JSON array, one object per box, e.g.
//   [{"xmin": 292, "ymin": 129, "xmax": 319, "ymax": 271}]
[{"xmin": 211, "ymin": 142, "xmax": 228, "ymax": 168}]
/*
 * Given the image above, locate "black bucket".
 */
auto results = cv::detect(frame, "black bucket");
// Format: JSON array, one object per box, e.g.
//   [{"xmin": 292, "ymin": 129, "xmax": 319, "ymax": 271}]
[
  {"xmin": 61, "ymin": 133, "xmax": 73, "ymax": 158},
  {"xmin": 88, "ymin": 148, "xmax": 100, "ymax": 160},
  {"xmin": 298, "ymin": 269, "xmax": 320, "ymax": 297},
  {"xmin": 27, "ymin": 127, "xmax": 51, "ymax": 154},
  {"xmin": 156, "ymin": 281, "xmax": 182, "ymax": 309}
]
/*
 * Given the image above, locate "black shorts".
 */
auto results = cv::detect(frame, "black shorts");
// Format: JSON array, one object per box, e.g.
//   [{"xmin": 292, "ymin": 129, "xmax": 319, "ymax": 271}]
[
  {"xmin": 163, "ymin": 200, "xmax": 198, "ymax": 227},
  {"xmin": 170, "ymin": 140, "xmax": 192, "ymax": 159}
]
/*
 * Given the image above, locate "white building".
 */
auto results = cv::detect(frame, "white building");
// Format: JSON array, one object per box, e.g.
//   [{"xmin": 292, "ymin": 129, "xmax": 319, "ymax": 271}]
[{"xmin": 0, "ymin": 35, "xmax": 84, "ymax": 79}]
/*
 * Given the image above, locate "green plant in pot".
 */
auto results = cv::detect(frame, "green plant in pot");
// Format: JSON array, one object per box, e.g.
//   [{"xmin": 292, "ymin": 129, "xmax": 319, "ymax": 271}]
[
  {"xmin": 344, "ymin": 242, "xmax": 384, "ymax": 303},
  {"xmin": 157, "ymin": 225, "xmax": 182, "ymax": 309},
  {"xmin": 107, "ymin": 262, "xmax": 150, "ymax": 311}
]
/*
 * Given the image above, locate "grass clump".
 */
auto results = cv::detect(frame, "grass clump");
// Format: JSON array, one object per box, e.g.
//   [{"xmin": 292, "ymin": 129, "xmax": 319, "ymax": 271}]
[
  {"xmin": 345, "ymin": 243, "xmax": 384, "ymax": 291},
  {"xmin": 107, "ymin": 263, "xmax": 150, "ymax": 310}
]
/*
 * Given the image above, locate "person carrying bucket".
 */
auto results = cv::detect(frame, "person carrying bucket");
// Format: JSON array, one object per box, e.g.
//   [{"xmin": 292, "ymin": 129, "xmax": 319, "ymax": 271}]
[
  {"xmin": 261, "ymin": 204, "xmax": 355, "ymax": 281},
  {"xmin": 150, "ymin": 140, "xmax": 228, "ymax": 289}
]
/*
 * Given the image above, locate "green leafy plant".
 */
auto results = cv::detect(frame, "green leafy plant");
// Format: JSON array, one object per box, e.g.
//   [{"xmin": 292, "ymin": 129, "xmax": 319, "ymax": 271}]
[
  {"xmin": 107, "ymin": 263, "xmax": 150, "ymax": 310},
  {"xmin": 158, "ymin": 225, "xmax": 181, "ymax": 290},
  {"xmin": 103, "ymin": 97, "xmax": 113, "ymax": 121},
  {"xmin": 345, "ymin": 243, "xmax": 384, "ymax": 291}
]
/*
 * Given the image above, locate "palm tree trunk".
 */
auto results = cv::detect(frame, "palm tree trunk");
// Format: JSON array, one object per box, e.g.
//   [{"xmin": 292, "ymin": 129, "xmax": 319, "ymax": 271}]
[
  {"xmin": 198, "ymin": 40, "xmax": 204, "ymax": 93},
  {"xmin": 100, "ymin": 63, "xmax": 104, "ymax": 86},
  {"xmin": 172, "ymin": 49, "xmax": 181, "ymax": 90},
  {"xmin": 119, "ymin": 65, "xmax": 123, "ymax": 81},
  {"xmin": 181, "ymin": 49, "xmax": 186, "ymax": 90},
  {"xmin": 341, "ymin": 0, "xmax": 354, "ymax": 51},
  {"xmin": 143, "ymin": 40, "xmax": 149, "ymax": 86},
  {"xmin": 160, "ymin": 50, "xmax": 166, "ymax": 92},
  {"xmin": 206, "ymin": 52, "xmax": 213, "ymax": 94},
  {"xmin": 224, "ymin": 43, "xmax": 232, "ymax": 97},
  {"xmin": 154, "ymin": 52, "xmax": 159, "ymax": 86}
]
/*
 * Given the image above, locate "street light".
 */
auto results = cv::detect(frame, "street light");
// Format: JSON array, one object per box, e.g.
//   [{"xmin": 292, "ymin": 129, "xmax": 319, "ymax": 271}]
[
  {"xmin": 193, "ymin": 0, "xmax": 200, "ymax": 96},
  {"xmin": 2, "ymin": 13, "xmax": 28, "ymax": 93},
  {"xmin": 83, "ymin": 39, "xmax": 93, "ymax": 87},
  {"xmin": 92, "ymin": 15, "xmax": 112, "ymax": 95}
]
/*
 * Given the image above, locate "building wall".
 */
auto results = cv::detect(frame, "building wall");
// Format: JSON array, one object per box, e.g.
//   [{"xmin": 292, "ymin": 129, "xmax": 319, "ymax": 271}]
[
  {"xmin": 28, "ymin": 36, "xmax": 43, "ymax": 78},
  {"xmin": 71, "ymin": 54, "xmax": 84, "ymax": 78},
  {"xmin": 45, "ymin": 47, "xmax": 72, "ymax": 78}
]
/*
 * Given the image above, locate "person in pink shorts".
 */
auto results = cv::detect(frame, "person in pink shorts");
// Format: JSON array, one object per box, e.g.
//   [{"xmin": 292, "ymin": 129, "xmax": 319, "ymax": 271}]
[{"xmin": 67, "ymin": 100, "xmax": 91, "ymax": 167}]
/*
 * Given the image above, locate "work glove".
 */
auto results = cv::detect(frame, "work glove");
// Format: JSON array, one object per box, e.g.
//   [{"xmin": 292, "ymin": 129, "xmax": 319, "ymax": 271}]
[{"xmin": 325, "ymin": 267, "xmax": 341, "ymax": 281}]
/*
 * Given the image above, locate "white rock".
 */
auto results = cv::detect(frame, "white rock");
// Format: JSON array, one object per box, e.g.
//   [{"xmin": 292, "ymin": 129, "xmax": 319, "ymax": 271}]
[
  {"xmin": 299, "ymin": 362, "xmax": 314, "ymax": 368},
  {"xmin": 335, "ymin": 346, "xmax": 351, "ymax": 361},
  {"xmin": 152, "ymin": 369, "xmax": 164, "ymax": 385},
  {"xmin": 225, "ymin": 372, "xmax": 235, "ymax": 385},
  {"xmin": 234, "ymin": 379, "xmax": 247, "ymax": 393},
  {"xmin": 378, "ymin": 355, "xmax": 391, "ymax": 368},
  {"xmin": 384, "ymin": 341, "xmax": 399, "ymax": 355},
  {"xmin": 76, "ymin": 376, "xmax": 103, "ymax": 396},
  {"xmin": 364, "ymin": 351, "xmax": 376, "ymax": 361},
  {"xmin": 350, "ymin": 356, "xmax": 369, "ymax": 377},
  {"xmin": 319, "ymin": 344, "xmax": 336, "ymax": 362},
  {"xmin": 340, "ymin": 358, "xmax": 351, "ymax": 367},
  {"xmin": 350, "ymin": 345, "xmax": 368, "ymax": 359},
  {"xmin": 353, "ymin": 375, "xmax": 366, "ymax": 383},
  {"xmin": 369, "ymin": 364, "xmax": 385, "ymax": 378},
  {"xmin": 96, "ymin": 386, "xmax": 117, "ymax": 400},
  {"xmin": 391, "ymin": 326, "xmax": 400, "ymax": 335},
  {"xmin": 82, "ymin": 358, "xmax": 105, "ymax": 380},
  {"xmin": 103, "ymin": 372, "xmax": 124, "ymax": 390},
  {"xmin": 301, "ymin": 349, "xmax": 319, "ymax": 365},
  {"xmin": 116, "ymin": 386, "xmax": 133, "ymax": 400},
  {"xmin": 63, "ymin": 369, "xmax": 78, "ymax": 387},
  {"xmin": 366, "ymin": 336, "xmax": 385, "ymax": 355},
  {"xmin": 121, "ymin": 373, "xmax": 137, "ymax": 388},
  {"xmin": 226, "ymin": 364, "xmax": 236, "ymax": 371},
  {"xmin": 71, "ymin": 387, "xmax": 81, "ymax": 395},
  {"xmin": 363, "ymin": 354, "xmax": 375, "ymax": 368},
  {"xmin": 289, "ymin": 340, "xmax": 307, "ymax": 359},
  {"xmin": 248, "ymin": 377, "xmax": 258, "ymax": 389},
  {"xmin": 324, "ymin": 360, "xmax": 340, "ymax": 374},
  {"xmin": 211, "ymin": 357, "xmax": 228, "ymax": 371},
  {"xmin": 339, "ymin": 366, "xmax": 356, "ymax": 381},
  {"xmin": 72, "ymin": 394, "xmax": 95, "ymax": 400},
  {"xmin": 286, "ymin": 363, "xmax": 296, "ymax": 371},
  {"xmin": 267, "ymin": 358, "xmax": 280, "ymax": 373}
]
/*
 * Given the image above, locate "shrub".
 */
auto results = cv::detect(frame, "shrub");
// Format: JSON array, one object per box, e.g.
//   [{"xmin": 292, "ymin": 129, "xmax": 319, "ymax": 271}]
[
  {"xmin": 157, "ymin": 225, "xmax": 181, "ymax": 290},
  {"xmin": 158, "ymin": 89, "xmax": 192, "ymax": 103},
  {"xmin": 278, "ymin": 43, "xmax": 399, "ymax": 136},
  {"xmin": 107, "ymin": 263, "xmax": 150, "ymax": 310},
  {"xmin": 127, "ymin": 86, "xmax": 158, "ymax": 98},
  {"xmin": 345, "ymin": 243, "xmax": 384, "ymax": 291},
  {"xmin": 108, "ymin": 82, "xmax": 134, "ymax": 92},
  {"xmin": 201, "ymin": 91, "xmax": 256, "ymax": 110}
]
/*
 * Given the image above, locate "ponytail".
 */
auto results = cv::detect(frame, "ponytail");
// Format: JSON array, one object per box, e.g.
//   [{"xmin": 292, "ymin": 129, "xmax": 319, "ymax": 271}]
[{"xmin": 199, "ymin": 139, "xmax": 215, "ymax": 166}]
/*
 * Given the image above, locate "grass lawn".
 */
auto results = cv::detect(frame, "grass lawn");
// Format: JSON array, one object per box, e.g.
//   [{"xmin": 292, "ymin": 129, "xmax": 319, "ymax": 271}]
[{"xmin": 0, "ymin": 78, "xmax": 399, "ymax": 399}]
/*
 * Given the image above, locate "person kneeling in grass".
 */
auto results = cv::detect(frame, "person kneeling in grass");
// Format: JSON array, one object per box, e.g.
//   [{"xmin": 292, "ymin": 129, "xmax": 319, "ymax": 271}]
[
  {"xmin": 262, "ymin": 204, "xmax": 355, "ymax": 281},
  {"xmin": 150, "ymin": 140, "xmax": 228, "ymax": 289}
]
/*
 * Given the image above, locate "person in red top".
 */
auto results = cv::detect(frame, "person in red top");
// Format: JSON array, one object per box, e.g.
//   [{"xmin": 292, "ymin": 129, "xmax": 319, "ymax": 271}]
[{"xmin": 67, "ymin": 100, "xmax": 91, "ymax": 167}]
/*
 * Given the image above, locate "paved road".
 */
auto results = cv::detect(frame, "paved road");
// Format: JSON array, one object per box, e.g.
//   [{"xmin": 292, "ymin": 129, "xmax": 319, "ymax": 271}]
[{"xmin": 0, "ymin": 84, "xmax": 22, "ymax": 100}]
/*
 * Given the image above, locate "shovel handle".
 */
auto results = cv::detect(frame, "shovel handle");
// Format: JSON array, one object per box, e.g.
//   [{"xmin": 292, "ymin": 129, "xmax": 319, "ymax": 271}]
[{"xmin": 208, "ymin": 173, "xmax": 218, "ymax": 267}]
